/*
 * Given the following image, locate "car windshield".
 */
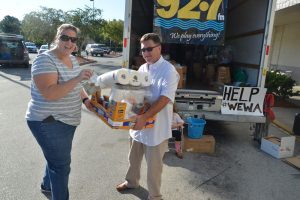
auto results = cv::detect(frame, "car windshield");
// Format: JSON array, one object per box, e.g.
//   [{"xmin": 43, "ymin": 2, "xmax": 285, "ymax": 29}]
[
  {"xmin": 40, "ymin": 45, "xmax": 48, "ymax": 49},
  {"xmin": 0, "ymin": 40, "xmax": 24, "ymax": 59},
  {"xmin": 25, "ymin": 42, "xmax": 36, "ymax": 46},
  {"xmin": 91, "ymin": 44, "xmax": 103, "ymax": 48}
]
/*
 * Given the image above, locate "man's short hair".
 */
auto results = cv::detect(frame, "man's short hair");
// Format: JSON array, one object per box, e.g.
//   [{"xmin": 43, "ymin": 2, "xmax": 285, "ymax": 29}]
[{"xmin": 140, "ymin": 33, "xmax": 161, "ymax": 44}]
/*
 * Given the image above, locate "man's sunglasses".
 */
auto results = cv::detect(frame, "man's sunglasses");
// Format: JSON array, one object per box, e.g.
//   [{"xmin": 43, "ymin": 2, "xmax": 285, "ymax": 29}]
[
  {"xmin": 141, "ymin": 45, "xmax": 160, "ymax": 53},
  {"xmin": 59, "ymin": 35, "xmax": 78, "ymax": 43}
]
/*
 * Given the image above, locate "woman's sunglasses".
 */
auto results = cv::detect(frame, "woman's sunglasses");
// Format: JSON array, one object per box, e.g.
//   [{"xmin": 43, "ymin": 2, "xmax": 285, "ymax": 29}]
[
  {"xmin": 59, "ymin": 35, "xmax": 78, "ymax": 43},
  {"xmin": 141, "ymin": 45, "xmax": 160, "ymax": 53}
]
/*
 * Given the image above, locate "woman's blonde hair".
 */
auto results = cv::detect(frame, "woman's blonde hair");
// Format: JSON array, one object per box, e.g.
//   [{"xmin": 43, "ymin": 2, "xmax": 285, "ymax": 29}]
[{"xmin": 53, "ymin": 24, "xmax": 80, "ymax": 44}]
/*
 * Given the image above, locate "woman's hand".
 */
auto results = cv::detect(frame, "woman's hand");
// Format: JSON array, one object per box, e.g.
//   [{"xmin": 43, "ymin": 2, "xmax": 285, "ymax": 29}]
[
  {"xmin": 83, "ymin": 98, "xmax": 94, "ymax": 112},
  {"xmin": 77, "ymin": 69, "xmax": 93, "ymax": 82}
]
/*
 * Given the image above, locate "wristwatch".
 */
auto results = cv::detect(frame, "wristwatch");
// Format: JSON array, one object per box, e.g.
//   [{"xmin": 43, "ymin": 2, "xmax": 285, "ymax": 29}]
[{"xmin": 82, "ymin": 97, "xmax": 89, "ymax": 104}]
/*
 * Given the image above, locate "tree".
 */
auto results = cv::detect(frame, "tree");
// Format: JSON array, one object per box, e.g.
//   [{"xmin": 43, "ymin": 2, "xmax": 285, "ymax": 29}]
[
  {"xmin": 21, "ymin": 7, "xmax": 65, "ymax": 45},
  {"xmin": 265, "ymin": 70, "xmax": 299, "ymax": 101},
  {"xmin": 102, "ymin": 19, "xmax": 123, "ymax": 51},
  {"xmin": 0, "ymin": 15, "xmax": 21, "ymax": 34},
  {"xmin": 65, "ymin": 6, "xmax": 104, "ymax": 52}
]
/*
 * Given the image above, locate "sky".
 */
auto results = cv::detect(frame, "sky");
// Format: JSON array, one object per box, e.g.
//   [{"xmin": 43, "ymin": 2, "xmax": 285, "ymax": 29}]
[{"xmin": 0, "ymin": 0, "xmax": 125, "ymax": 21}]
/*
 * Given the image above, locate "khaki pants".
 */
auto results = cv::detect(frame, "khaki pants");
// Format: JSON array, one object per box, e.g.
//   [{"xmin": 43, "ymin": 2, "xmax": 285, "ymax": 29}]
[{"xmin": 125, "ymin": 139, "xmax": 168, "ymax": 200}]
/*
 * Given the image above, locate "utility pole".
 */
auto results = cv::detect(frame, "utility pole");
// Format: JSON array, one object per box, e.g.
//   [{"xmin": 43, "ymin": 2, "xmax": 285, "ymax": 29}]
[{"xmin": 90, "ymin": 0, "xmax": 94, "ymax": 20}]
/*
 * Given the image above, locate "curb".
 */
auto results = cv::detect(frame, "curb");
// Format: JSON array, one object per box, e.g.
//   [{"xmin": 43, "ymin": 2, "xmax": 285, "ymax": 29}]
[
  {"xmin": 272, "ymin": 120, "xmax": 293, "ymax": 134},
  {"xmin": 76, "ymin": 56, "xmax": 97, "ymax": 66},
  {"xmin": 272, "ymin": 120, "xmax": 300, "ymax": 141}
]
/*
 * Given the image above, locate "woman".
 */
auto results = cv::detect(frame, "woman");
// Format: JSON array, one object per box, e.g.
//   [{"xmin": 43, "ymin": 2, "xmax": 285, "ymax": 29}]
[{"xmin": 25, "ymin": 24, "xmax": 93, "ymax": 200}]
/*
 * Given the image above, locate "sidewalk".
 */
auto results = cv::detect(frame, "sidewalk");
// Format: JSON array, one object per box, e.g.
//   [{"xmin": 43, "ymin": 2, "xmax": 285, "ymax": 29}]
[
  {"xmin": 271, "ymin": 85, "xmax": 300, "ymax": 135},
  {"xmin": 272, "ymin": 105, "xmax": 300, "ymax": 135}
]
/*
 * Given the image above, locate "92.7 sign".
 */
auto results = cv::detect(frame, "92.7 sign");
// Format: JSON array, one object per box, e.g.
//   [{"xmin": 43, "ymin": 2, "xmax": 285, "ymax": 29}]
[
  {"xmin": 153, "ymin": 0, "xmax": 227, "ymax": 45},
  {"xmin": 156, "ymin": 0, "xmax": 225, "ymax": 21}
]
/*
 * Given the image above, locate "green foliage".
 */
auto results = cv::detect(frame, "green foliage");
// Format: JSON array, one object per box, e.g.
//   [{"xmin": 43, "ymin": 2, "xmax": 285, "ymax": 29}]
[
  {"xmin": 65, "ymin": 6, "xmax": 104, "ymax": 53},
  {"xmin": 101, "ymin": 19, "xmax": 124, "ymax": 50},
  {"xmin": 4, "ymin": 6, "xmax": 124, "ymax": 53},
  {"xmin": 265, "ymin": 70, "xmax": 298, "ymax": 100},
  {"xmin": 21, "ymin": 7, "xmax": 65, "ymax": 45},
  {"xmin": 0, "ymin": 15, "xmax": 21, "ymax": 34}
]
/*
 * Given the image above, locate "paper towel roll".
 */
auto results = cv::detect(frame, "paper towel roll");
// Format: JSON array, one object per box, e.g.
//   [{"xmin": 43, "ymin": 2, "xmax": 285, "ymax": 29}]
[
  {"xmin": 109, "ymin": 87, "xmax": 127, "ymax": 102},
  {"xmin": 129, "ymin": 70, "xmax": 141, "ymax": 86},
  {"xmin": 139, "ymin": 72, "xmax": 151, "ymax": 87},
  {"xmin": 121, "ymin": 100, "xmax": 134, "ymax": 119},
  {"xmin": 96, "ymin": 69, "xmax": 130, "ymax": 88}
]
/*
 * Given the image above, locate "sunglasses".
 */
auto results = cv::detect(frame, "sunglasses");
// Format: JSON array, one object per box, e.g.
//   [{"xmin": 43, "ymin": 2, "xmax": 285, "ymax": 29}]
[
  {"xmin": 141, "ymin": 45, "xmax": 160, "ymax": 53},
  {"xmin": 59, "ymin": 35, "xmax": 78, "ymax": 43}
]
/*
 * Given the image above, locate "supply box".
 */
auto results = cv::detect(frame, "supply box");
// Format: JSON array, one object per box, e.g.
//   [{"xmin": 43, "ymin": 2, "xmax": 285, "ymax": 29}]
[
  {"xmin": 90, "ymin": 92, "xmax": 155, "ymax": 129},
  {"xmin": 183, "ymin": 135, "xmax": 215, "ymax": 154},
  {"xmin": 260, "ymin": 136, "xmax": 295, "ymax": 159},
  {"xmin": 175, "ymin": 65, "xmax": 187, "ymax": 89}
]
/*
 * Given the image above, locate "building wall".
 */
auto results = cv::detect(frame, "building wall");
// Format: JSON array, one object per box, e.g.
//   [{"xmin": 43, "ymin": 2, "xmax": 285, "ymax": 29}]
[
  {"xmin": 269, "ymin": 4, "xmax": 300, "ymax": 83},
  {"xmin": 276, "ymin": 0, "xmax": 300, "ymax": 10}
]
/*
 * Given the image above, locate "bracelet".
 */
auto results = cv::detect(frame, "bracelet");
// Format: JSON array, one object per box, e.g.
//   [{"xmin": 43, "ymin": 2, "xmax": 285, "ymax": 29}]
[{"xmin": 82, "ymin": 97, "xmax": 89, "ymax": 104}]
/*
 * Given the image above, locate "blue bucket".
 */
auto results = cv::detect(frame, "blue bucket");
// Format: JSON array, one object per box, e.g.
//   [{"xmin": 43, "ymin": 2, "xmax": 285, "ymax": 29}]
[{"xmin": 186, "ymin": 117, "xmax": 206, "ymax": 139}]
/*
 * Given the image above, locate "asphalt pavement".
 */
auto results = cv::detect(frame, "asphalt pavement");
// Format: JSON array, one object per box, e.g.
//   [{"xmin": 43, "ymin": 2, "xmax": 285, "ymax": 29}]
[{"xmin": 1, "ymin": 58, "xmax": 300, "ymax": 200}]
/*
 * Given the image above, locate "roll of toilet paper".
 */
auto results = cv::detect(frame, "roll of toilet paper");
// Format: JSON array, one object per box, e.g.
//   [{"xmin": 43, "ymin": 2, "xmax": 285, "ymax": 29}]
[
  {"xmin": 139, "ymin": 72, "xmax": 151, "ymax": 87},
  {"xmin": 129, "ymin": 70, "xmax": 141, "ymax": 87},
  {"xmin": 96, "ymin": 69, "xmax": 130, "ymax": 88}
]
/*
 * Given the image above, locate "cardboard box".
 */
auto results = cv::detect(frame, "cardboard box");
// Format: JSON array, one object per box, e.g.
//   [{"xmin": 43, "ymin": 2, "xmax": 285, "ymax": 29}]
[
  {"xmin": 216, "ymin": 66, "xmax": 231, "ymax": 84},
  {"xmin": 205, "ymin": 64, "xmax": 216, "ymax": 84},
  {"xmin": 90, "ymin": 93, "xmax": 155, "ymax": 129},
  {"xmin": 261, "ymin": 136, "xmax": 295, "ymax": 159},
  {"xmin": 284, "ymin": 156, "xmax": 300, "ymax": 170},
  {"xmin": 192, "ymin": 63, "xmax": 203, "ymax": 79},
  {"xmin": 176, "ymin": 66, "xmax": 187, "ymax": 89},
  {"xmin": 183, "ymin": 135, "xmax": 215, "ymax": 154}
]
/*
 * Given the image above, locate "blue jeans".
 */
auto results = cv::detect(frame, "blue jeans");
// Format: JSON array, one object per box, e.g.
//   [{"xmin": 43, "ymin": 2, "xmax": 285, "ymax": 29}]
[{"xmin": 27, "ymin": 119, "xmax": 77, "ymax": 200}]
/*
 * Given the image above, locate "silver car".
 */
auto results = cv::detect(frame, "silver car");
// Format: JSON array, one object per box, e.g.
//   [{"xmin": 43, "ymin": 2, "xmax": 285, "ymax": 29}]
[
  {"xmin": 85, "ymin": 44, "xmax": 104, "ymax": 57},
  {"xmin": 25, "ymin": 42, "xmax": 38, "ymax": 53},
  {"xmin": 38, "ymin": 44, "xmax": 49, "ymax": 54}
]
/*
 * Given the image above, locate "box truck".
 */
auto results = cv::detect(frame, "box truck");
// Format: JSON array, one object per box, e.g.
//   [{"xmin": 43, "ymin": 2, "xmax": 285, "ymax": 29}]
[{"xmin": 122, "ymin": 0, "xmax": 276, "ymax": 141}]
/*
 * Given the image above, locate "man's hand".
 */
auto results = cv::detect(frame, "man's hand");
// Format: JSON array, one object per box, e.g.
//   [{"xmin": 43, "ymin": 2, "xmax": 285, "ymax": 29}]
[{"xmin": 132, "ymin": 114, "xmax": 148, "ymax": 130}]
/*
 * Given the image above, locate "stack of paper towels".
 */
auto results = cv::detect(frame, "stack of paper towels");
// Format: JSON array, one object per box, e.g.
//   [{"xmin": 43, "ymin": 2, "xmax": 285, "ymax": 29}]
[{"xmin": 96, "ymin": 68, "xmax": 151, "ymax": 88}]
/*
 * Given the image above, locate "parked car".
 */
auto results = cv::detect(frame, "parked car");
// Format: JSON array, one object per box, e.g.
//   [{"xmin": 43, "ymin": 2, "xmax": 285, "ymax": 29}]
[
  {"xmin": 38, "ymin": 44, "xmax": 49, "ymax": 54},
  {"xmin": 103, "ymin": 47, "xmax": 111, "ymax": 54},
  {"xmin": 85, "ymin": 44, "xmax": 104, "ymax": 57},
  {"xmin": 0, "ymin": 33, "xmax": 30, "ymax": 67},
  {"xmin": 25, "ymin": 42, "xmax": 38, "ymax": 53}
]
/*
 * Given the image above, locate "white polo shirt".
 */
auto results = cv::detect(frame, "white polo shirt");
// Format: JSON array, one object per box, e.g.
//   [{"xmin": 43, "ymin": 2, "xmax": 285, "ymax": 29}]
[{"xmin": 129, "ymin": 56, "xmax": 179, "ymax": 146}]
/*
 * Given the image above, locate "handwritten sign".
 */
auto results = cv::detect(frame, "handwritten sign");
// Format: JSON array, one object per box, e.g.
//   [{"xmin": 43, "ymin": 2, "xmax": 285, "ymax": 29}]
[
  {"xmin": 153, "ymin": 0, "xmax": 227, "ymax": 45},
  {"xmin": 221, "ymin": 86, "xmax": 267, "ymax": 116}
]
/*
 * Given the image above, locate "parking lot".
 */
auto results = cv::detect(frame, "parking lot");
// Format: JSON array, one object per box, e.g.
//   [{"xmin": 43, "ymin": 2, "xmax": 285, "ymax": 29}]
[{"xmin": 0, "ymin": 54, "xmax": 299, "ymax": 200}]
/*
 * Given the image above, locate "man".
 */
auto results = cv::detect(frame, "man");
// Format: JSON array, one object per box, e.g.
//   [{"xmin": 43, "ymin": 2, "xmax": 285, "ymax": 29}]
[{"xmin": 116, "ymin": 33, "xmax": 179, "ymax": 200}]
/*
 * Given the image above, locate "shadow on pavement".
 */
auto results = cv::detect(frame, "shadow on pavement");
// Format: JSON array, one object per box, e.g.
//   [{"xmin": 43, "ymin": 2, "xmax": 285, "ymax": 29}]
[
  {"xmin": 117, "ymin": 185, "xmax": 148, "ymax": 200},
  {"xmin": 0, "ymin": 66, "xmax": 31, "ymax": 89}
]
